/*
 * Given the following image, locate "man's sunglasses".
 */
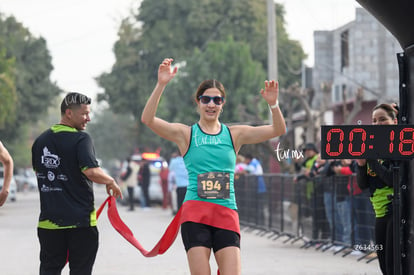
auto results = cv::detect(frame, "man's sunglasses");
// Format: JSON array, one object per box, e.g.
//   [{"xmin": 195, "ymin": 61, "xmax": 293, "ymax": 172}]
[{"xmin": 198, "ymin": 95, "xmax": 225, "ymax": 105}]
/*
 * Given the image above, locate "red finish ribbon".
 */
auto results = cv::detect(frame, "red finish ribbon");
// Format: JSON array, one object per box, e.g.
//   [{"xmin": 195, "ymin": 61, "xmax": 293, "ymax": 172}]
[{"xmin": 96, "ymin": 196, "xmax": 240, "ymax": 257}]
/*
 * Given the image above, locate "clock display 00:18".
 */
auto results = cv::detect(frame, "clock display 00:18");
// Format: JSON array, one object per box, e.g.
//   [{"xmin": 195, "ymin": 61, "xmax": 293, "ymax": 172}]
[{"xmin": 320, "ymin": 125, "xmax": 414, "ymax": 160}]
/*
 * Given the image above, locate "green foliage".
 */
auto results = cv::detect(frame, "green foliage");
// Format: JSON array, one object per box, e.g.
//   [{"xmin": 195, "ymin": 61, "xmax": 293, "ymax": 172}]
[
  {"xmin": 86, "ymin": 109, "xmax": 140, "ymax": 166},
  {"xmin": 166, "ymin": 37, "xmax": 267, "ymax": 125},
  {"xmin": 0, "ymin": 14, "xmax": 63, "ymax": 168},
  {"xmin": 0, "ymin": 43, "xmax": 17, "ymax": 128},
  {"xmin": 5, "ymin": 126, "xmax": 32, "ymax": 168},
  {"xmin": 0, "ymin": 15, "xmax": 62, "ymax": 140},
  {"xmin": 97, "ymin": 0, "xmax": 306, "ymax": 152}
]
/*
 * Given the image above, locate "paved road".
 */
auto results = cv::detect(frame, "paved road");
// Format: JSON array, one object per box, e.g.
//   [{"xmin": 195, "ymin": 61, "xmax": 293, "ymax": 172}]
[{"xmin": 0, "ymin": 186, "xmax": 381, "ymax": 275}]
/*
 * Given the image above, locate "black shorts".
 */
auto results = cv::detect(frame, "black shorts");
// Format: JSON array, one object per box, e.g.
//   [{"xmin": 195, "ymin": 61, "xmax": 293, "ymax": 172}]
[{"xmin": 181, "ymin": 221, "xmax": 240, "ymax": 253}]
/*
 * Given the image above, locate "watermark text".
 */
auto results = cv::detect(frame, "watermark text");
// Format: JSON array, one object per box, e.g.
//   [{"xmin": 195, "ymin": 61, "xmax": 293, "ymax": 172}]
[{"xmin": 275, "ymin": 143, "xmax": 304, "ymax": 161}]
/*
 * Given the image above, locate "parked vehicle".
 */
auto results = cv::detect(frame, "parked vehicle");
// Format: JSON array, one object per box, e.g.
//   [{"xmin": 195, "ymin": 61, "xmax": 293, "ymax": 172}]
[
  {"xmin": 14, "ymin": 169, "xmax": 37, "ymax": 192},
  {"xmin": 0, "ymin": 167, "xmax": 17, "ymax": 202}
]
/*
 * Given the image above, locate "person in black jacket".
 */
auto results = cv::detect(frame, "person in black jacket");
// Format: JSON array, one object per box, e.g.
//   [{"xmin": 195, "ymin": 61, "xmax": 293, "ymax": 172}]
[{"xmin": 356, "ymin": 103, "xmax": 397, "ymax": 275}]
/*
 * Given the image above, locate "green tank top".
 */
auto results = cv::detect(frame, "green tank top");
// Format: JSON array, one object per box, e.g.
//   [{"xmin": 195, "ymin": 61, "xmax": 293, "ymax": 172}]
[{"xmin": 183, "ymin": 123, "xmax": 237, "ymax": 209}]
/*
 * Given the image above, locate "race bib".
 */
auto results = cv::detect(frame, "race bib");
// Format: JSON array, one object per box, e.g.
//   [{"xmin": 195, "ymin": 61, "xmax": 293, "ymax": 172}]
[{"xmin": 197, "ymin": 172, "xmax": 230, "ymax": 199}]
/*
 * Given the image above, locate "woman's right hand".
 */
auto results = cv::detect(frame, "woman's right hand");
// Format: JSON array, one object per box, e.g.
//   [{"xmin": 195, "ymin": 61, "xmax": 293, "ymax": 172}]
[{"xmin": 158, "ymin": 58, "xmax": 178, "ymax": 85}]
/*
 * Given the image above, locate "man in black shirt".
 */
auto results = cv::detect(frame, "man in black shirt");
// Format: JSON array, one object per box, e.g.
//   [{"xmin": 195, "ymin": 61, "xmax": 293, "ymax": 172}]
[{"xmin": 32, "ymin": 92, "xmax": 122, "ymax": 275}]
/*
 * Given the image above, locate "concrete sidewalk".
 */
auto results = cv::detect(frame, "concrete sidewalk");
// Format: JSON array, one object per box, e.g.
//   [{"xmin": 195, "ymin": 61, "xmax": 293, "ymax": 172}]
[{"xmin": 0, "ymin": 186, "xmax": 381, "ymax": 275}]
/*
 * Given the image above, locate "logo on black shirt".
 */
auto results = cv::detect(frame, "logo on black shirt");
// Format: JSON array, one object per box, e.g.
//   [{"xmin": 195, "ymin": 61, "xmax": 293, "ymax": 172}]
[{"xmin": 41, "ymin": 147, "xmax": 60, "ymax": 168}]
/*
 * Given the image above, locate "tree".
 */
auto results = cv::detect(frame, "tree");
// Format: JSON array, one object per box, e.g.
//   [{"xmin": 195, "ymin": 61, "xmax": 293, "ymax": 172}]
[
  {"xmin": 0, "ymin": 14, "xmax": 62, "ymax": 168},
  {"xmin": 165, "ymin": 37, "xmax": 267, "ymax": 125},
  {"xmin": 97, "ymin": 0, "xmax": 305, "ymax": 151},
  {"xmin": 86, "ymin": 109, "xmax": 140, "ymax": 167},
  {"xmin": 0, "ymin": 15, "xmax": 62, "ymax": 139},
  {"xmin": 132, "ymin": 37, "xmax": 267, "ymax": 152},
  {"xmin": 0, "ymin": 42, "xmax": 17, "ymax": 128}
]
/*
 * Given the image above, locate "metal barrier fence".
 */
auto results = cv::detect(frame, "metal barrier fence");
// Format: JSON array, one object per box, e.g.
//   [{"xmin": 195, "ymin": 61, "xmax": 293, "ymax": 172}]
[{"xmin": 235, "ymin": 173, "xmax": 378, "ymax": 262}]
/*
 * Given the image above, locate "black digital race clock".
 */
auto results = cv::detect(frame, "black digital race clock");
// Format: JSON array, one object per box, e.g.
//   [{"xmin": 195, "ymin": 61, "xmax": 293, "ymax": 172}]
[{"xmin": 320, "ymin": 125, "xmax": 414, "ymax": 159}]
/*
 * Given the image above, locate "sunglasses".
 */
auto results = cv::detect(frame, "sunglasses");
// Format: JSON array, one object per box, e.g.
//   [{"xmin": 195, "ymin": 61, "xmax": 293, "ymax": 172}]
[{"xmin": 198, "ymin": 95, "xmax": 225, "ymax": 105}]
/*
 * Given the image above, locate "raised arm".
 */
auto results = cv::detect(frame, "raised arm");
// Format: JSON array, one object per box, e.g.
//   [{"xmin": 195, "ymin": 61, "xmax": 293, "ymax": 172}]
[
  {"xmin": 230, "ymin": 80, "xmax": 286, "ymax": 151},
  {"xmin": 0, "ymin": 141, "xmax": 14, "ymax": 206},
  {"xmin": 141, "ymin": 58, "xmax": 189, "ymax": 153}
]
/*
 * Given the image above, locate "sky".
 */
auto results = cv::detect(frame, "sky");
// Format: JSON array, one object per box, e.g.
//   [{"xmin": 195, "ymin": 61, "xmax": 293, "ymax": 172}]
[{"xmin": 0, "ymin": 0, "xmax": 362, "ymax": 99}]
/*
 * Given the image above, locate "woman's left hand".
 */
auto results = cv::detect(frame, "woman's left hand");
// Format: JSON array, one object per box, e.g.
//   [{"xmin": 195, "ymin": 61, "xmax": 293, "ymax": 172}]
[{"xmin": 260, "ymin": 80, "xmax": 279, "ymax": 106}]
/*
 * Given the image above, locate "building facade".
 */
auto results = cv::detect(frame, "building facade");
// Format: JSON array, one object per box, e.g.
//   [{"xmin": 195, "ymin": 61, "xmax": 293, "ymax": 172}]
[{"xmin": 312, "ymin": 7, "xmax": 402, "ymax": 125}]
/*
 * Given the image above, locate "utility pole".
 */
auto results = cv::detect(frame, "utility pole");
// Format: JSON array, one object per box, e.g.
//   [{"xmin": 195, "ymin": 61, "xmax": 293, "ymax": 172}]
[
  {"xmin": 267, "ymin": 0, "xmax": 278, "ymax": 126},
  {"xmin": 267, "ymin": 0, "xmax": 278, "ymax": 81}
]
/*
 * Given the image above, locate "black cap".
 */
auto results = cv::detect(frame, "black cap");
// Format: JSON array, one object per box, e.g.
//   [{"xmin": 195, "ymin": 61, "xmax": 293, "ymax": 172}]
[{"xmin": 304, "ymin": 143, "xmax": 318, "ymax": 153}]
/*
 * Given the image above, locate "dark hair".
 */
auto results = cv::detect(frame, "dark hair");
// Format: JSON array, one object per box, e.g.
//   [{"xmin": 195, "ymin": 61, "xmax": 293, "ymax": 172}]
[
  {"xmin": 373, "ymin": 103, "xmax": 398, "ymax": 120},
  {"xmin": 61, "ymin": 92, "xmax": 91, "ymax": 114},
  {"xmin": 194, "ymin": 79, "xmax": 226, "ymax": 102},
  {"xmin": 304, "ymin": 143, "xmax": 318, "ymax": 153}
]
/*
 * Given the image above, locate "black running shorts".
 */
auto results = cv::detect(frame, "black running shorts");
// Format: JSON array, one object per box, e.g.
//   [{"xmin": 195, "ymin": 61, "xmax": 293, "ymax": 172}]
[{"xmin": 181, "ymin": 221, "xmax": 240, "ymax": 253}]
